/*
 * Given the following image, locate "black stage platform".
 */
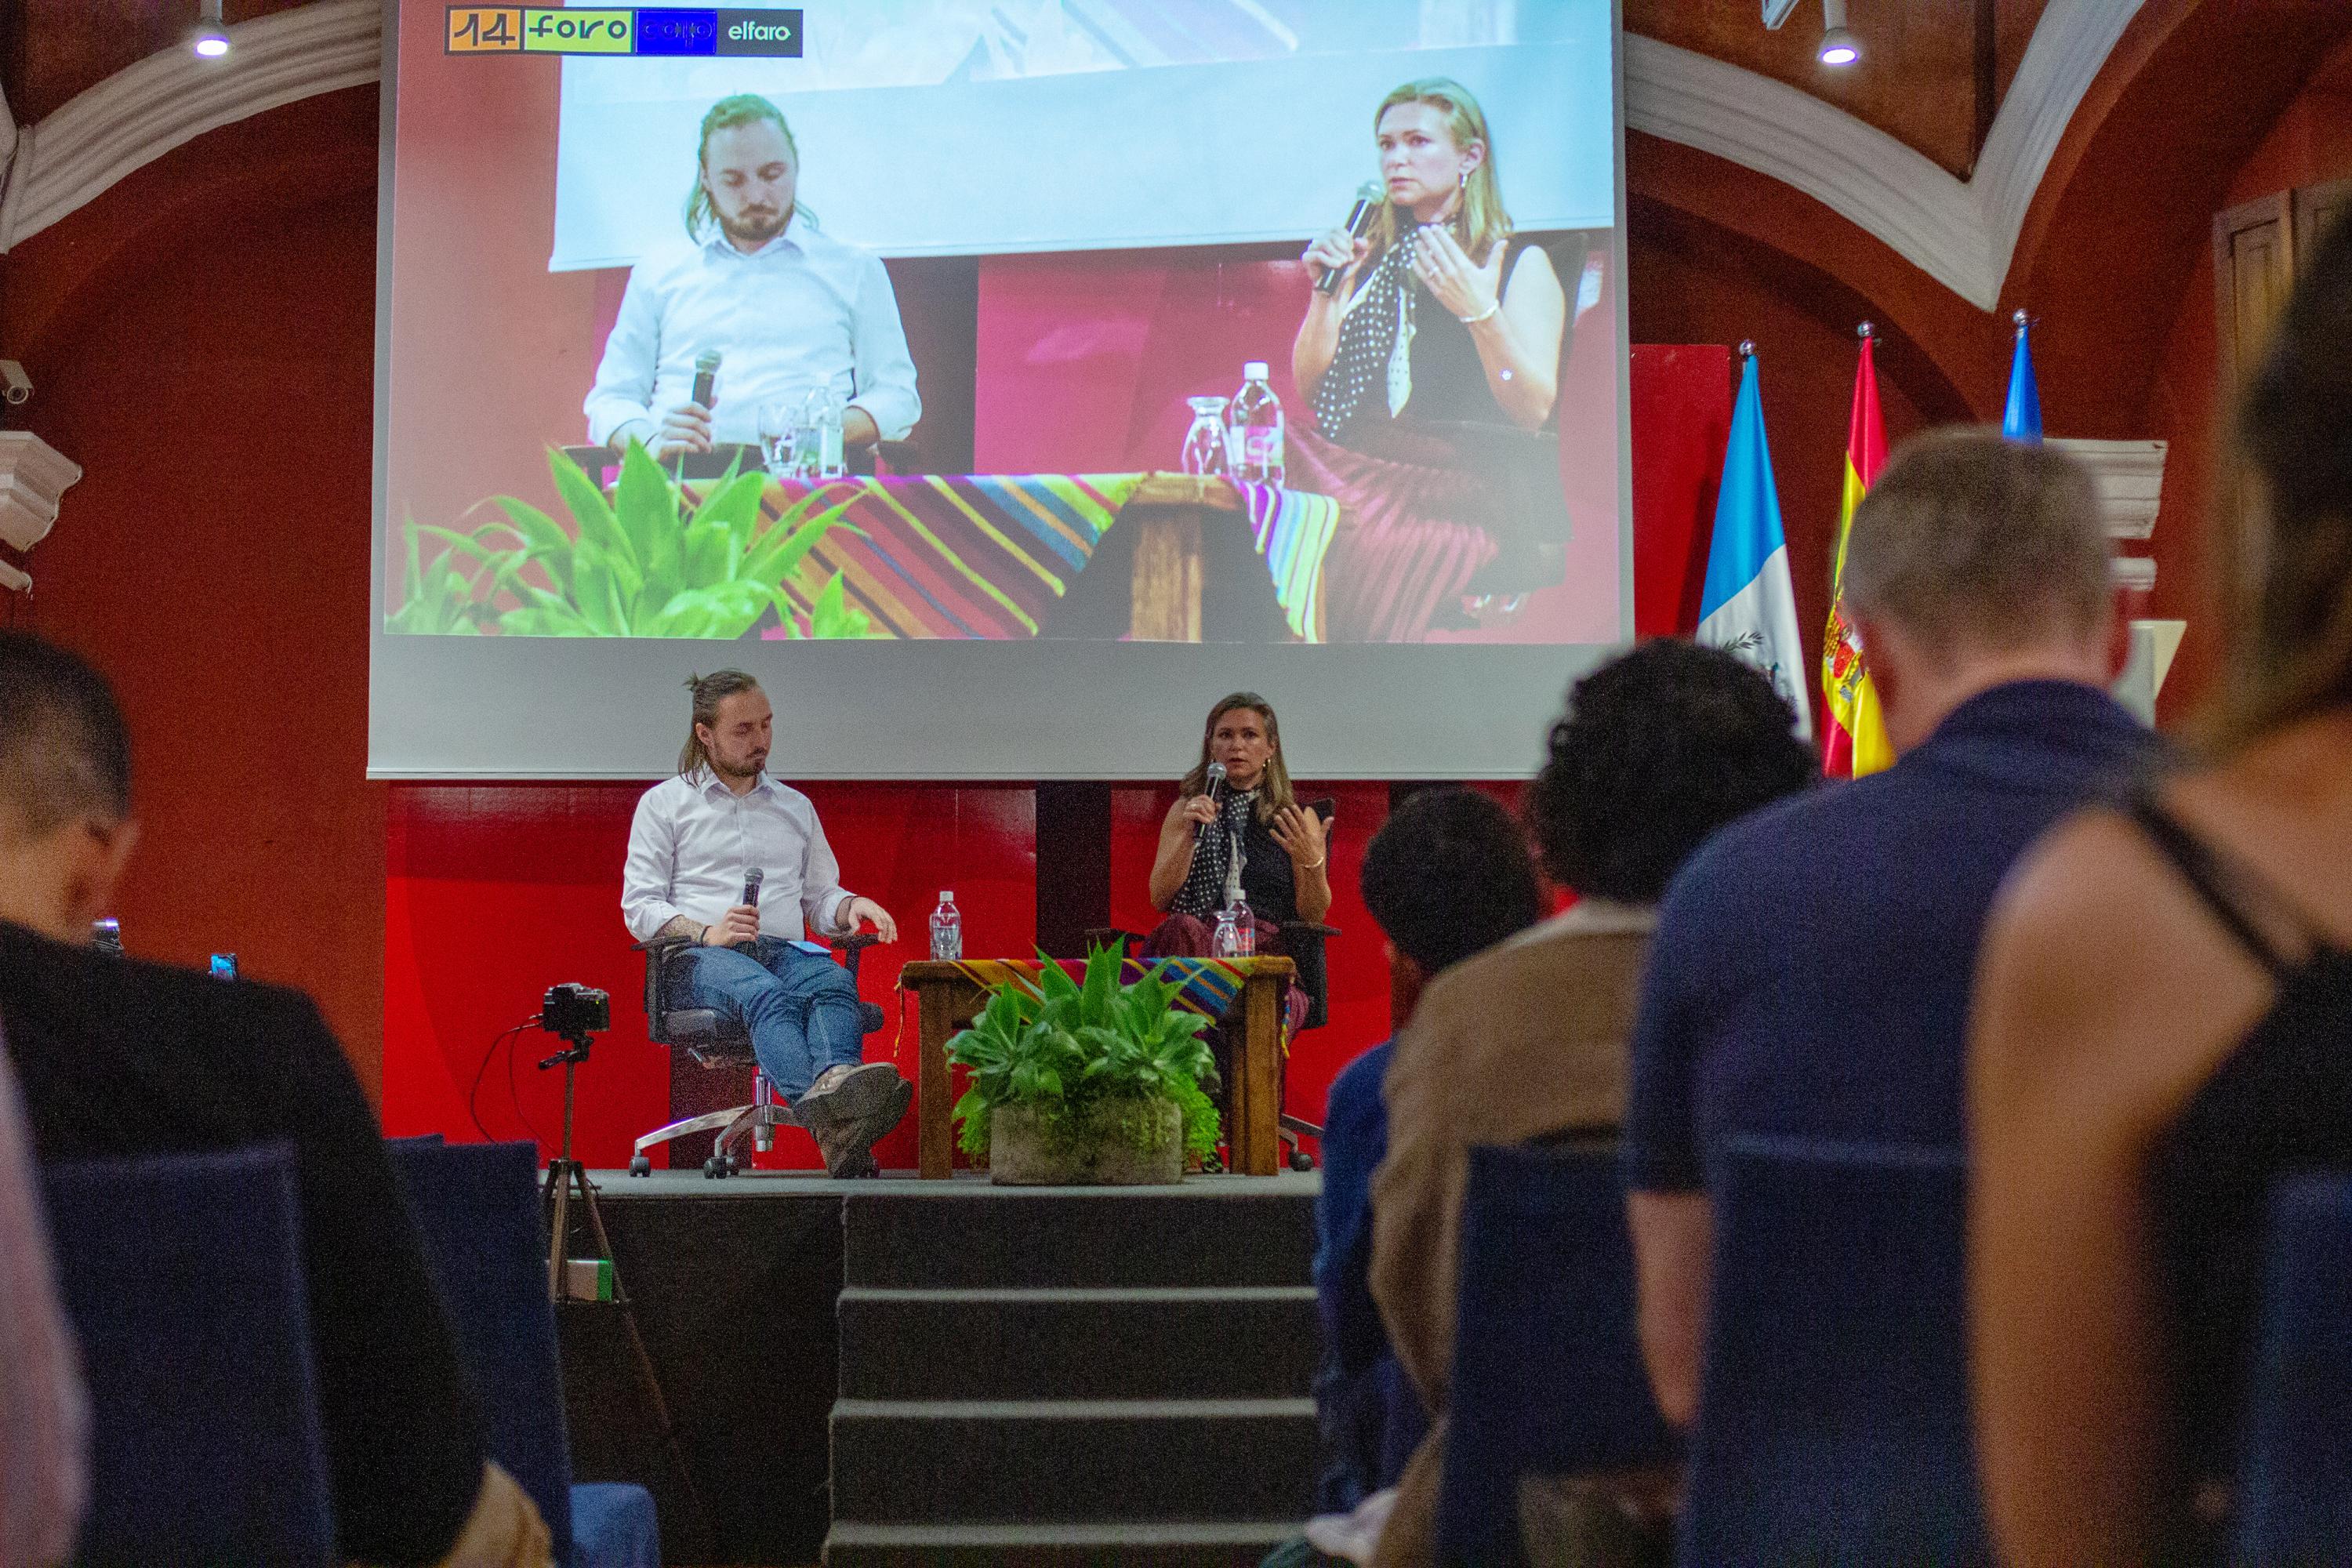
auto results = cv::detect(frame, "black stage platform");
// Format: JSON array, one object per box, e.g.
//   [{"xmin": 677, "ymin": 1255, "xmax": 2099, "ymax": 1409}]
[{"xmin": 557, "ymin": 1171, "xmax": 1320, "ymax": 1566}]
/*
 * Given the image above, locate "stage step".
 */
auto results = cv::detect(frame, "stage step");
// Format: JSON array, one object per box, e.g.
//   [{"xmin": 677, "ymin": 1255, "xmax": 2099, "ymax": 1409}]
[
  {"xmin": 830, "ymin": 1399, "xmax": 1317, "ymax": 1524},
  {"xmin": 825, "ymin": 1181, "xmax": 1321, "ymax": 1566},
  {"xmin": 841, "ymin": 1184, "xmax": 1313, "ymax": 1290},
  {"xmin": 823, "ymin": 1519, "xmax": 1299, "ymax": 1567},
  {"xmin": 837, "ymin": 1285, "xmax": 1319, "ymax": 1401}
]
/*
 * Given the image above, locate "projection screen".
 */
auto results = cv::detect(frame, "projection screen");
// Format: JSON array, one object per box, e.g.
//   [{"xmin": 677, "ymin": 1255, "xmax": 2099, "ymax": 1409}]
[{"xmin": 370, "ymin": 0, "xmax": 1632, "ymax": 779}]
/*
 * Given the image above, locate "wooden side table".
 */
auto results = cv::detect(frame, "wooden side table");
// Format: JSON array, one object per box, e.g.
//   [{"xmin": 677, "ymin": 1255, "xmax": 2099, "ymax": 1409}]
[{"xmin": 897, "ymin": 956, "xmax": 1298, "ymax": 1178}]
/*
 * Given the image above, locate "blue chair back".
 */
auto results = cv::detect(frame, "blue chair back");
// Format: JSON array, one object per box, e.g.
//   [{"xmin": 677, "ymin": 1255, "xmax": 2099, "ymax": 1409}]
[
  {"xmin": 1436, "ymin": 1142, "xmax": 1679, "ymax": 1566},
  {"xmin": 1679, "ymin": 1135, "xmax": 1991, "ymax": 1566},
  {"xmin": 387, "ymin": 1140, "xmax": 575, "ymax": 1563},
  {"xmin": 2234, "ymin": 1172, "xmax": 2352, "ymax": 1560},
  {"xmin": 43, "ymin": 1143, "xmax": 336, "ymax": 1565}
]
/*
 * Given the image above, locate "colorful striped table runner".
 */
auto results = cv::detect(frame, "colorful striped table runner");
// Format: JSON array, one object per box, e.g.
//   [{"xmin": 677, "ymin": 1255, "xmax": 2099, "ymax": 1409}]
[{"xmin": 726, "ymin": 473, "xmax": 1336, "ymax": 641}]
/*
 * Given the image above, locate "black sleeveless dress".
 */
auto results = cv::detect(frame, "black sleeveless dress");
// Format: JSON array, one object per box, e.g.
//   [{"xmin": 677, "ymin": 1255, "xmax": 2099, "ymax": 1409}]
[
  {"xmin": 1294, "ymin": 238, "xmax": 1581, "ymax": 641},
  {"xmin": 2129, "ymin": 793, "xmax": 2352, "ymax": 1548}
]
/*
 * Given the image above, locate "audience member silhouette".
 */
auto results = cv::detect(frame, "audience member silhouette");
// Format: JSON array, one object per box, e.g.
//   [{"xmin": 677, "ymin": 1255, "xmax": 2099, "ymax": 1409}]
[
  {"xmin": 1971, "ymin": 210, "xmax": 2352, "ymax": 1564},
  {"xmin": 0, "ymin": 632, "xmax": 552, "ymax": 1568},
  {"xmin": 1304, "ymin": 786, "xmax": 1544, "ymax": 1558},
  {"xmin": 1622, "ymin": 431, "xmax": 2155, "ymax": 1428},
  {"xmin": 1367, "ymin": 640, "xmax": 1811, "ymax": 1567}
]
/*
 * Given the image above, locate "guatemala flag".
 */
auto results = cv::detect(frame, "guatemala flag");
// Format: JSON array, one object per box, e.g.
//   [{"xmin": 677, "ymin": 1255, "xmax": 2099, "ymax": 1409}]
[
  {"xmin": 2003, "ymin": 312, "xmax": 2043, "ymax": 442},
  {"xmin": 1700, "ymin": 352, "xmax": 1813, "ymax": 740}
]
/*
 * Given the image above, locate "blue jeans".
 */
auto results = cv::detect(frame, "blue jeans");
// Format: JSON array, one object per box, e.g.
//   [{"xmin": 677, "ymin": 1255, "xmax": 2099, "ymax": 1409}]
[{"xmin": 672, "ymin": 938, "xmax": 865, "ymax": 1099}]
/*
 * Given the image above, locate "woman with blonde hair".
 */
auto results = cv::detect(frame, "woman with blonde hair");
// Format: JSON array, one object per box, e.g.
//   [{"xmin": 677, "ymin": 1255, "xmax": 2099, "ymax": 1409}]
[
  {"xmin": 1970, "ymin": 211, "xmax": 2352, "ymax": 1564},
  {"xmin": 1145, "ymin": 693, "xmax": 1331, "ymax": 1042},
  {"xmin": 1288, "ymin": 78, "xmax": 1573, "ymax": 642}
]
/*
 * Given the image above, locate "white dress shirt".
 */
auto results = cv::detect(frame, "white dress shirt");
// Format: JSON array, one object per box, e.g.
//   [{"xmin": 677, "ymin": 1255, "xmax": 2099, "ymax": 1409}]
[
  {"xmin": 583, "ymin": 212, "xmax": 922, "ymax": 448},
  {"xmin": 622, "ymin": 768, "xmax": 857, "ymax": 943}
]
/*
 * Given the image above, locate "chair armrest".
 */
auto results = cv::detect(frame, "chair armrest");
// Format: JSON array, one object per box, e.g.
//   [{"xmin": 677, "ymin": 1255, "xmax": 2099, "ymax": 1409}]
[{"xmin": 1280, "ymin": 920, "xmax": 1341, "ymax": 939}]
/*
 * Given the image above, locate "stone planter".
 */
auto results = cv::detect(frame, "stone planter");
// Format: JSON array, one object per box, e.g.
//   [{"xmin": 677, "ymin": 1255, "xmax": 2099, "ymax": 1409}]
[{"xmin": 988, "ymin": 1096, "xmax": 1185, "ymax": 1186}]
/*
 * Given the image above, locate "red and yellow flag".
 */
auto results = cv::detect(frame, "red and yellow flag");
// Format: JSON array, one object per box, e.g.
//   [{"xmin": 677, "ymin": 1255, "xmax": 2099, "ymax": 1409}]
[{"xmin": 1820, "ymin": 331, "xmax": 1894, "ymax": 778}]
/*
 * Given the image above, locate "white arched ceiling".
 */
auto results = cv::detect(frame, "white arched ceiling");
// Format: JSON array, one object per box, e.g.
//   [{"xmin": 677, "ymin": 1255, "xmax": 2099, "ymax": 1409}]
[{"xmin": 0, "ymin": 0, "xmax": 2141, "ymax": 311}]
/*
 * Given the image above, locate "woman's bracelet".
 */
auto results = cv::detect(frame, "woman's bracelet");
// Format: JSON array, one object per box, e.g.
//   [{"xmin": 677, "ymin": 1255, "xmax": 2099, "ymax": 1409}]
[
  {"xmin": 1298, "ymin": 855, "xmax": 1327, "ymax": 872},
  {"xmin": 1457, "ymin": 300, "xmax": 1500, "ymax": 325}
]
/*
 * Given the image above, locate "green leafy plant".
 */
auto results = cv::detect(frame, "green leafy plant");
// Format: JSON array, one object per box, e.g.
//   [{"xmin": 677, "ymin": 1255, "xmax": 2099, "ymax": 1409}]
[
  {"xmin": 387, "ymin": 441, "xmax": 883, "ymax": 639},
  {"xmin": 946, "ymin": 945, "xmax": 1221, "ymax": 1165}
]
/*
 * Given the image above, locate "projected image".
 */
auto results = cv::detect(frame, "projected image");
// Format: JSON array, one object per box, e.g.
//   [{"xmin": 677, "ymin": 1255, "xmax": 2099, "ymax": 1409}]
[{"xmin": 379, "ymin": 0, "xmax": 1623, "ymax": 647}]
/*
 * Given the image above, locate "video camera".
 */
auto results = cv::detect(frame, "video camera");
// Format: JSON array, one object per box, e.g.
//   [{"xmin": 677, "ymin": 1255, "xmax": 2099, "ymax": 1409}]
[{"xmin": 540, "ymin": 982, "xmax": 611, "ymax": 1038}]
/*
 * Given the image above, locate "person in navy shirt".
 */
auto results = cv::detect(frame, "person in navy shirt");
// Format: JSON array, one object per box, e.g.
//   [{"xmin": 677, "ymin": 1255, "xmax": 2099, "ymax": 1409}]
[
  {"xmin": 1312, "ymin": 789, "xmax": 1544, "ymax": 1514},
  {"xmin": 1623, "ymin": 430, "xmax": 2158, "ymax": 1425}
]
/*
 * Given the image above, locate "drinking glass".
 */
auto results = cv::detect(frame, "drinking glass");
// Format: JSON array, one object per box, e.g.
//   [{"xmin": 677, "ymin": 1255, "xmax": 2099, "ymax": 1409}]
[
  {"xmin": 1180, "ymin": 396, "xmax": 1231, "ymax": 476},
  {"xmin": 757, "ymin": 400, "xmax": 799, "ymax": 477}
]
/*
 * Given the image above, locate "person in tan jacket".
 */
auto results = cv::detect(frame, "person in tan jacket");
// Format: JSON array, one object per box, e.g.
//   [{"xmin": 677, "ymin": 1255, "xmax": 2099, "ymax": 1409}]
[{"xmin": 1367, "ymin": 641, "xmax": 1815, "ymax": 1566}]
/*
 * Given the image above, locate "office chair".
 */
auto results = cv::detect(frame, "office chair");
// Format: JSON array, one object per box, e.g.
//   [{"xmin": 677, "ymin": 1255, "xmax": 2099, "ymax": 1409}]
[{"xmin": 626, "ymin": 930, "xmax": 885, "ymax": 1178}]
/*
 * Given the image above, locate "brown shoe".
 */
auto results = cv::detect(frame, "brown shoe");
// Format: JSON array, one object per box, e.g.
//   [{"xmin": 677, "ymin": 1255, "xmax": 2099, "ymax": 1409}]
[
  {"xmin": 800, "ymin": 1064, "xmax": 906, "ymax": 1178},
  {"xmin": 795, "ymin": 1062, "xmax": 898, "ymax": 1128},
  {"xmin": 812, "ymin": 1072, "xmax": 911, "ymax": 1179}
]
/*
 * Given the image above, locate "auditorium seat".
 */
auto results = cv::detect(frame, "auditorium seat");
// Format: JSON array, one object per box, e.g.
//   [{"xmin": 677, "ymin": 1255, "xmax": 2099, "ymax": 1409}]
[
  {"xmin": 43, "ymin": 1144, "xmax": 336, "ymax": 1565},
  {"xmin": 388, "ymin": 1138, "xmax": 659, "ymax": 1568},
  {"xmin": 2233, "ymin": 1173, "xmax": 2352, "ymax": 1560},
  {"xmin": 1436, "ymin": 1140, "xmax": 1678, "ymax": 1565},
  {"xmin": 1679, "ymin": 1135, "xmax": 1991, "ymax": 1566}
]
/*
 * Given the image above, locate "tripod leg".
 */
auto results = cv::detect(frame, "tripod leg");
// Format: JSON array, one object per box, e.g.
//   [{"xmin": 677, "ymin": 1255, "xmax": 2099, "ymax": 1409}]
[
  {"xmin": 544, "ymin": 1160, "xmax": 572, "ymax": 1302},
  {"xmin": 573, "ymin": 1165, "xmax": 718, "ymax": 1553}
]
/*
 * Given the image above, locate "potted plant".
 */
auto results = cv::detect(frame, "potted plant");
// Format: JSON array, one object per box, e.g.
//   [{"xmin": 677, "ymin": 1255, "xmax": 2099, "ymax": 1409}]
[{"xmin": 946, "ymin": 946, "xmax": 1222, "ymax": 1185}]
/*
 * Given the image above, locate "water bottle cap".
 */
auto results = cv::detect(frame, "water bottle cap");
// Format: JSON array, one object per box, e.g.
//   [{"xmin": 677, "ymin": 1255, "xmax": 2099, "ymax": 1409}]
[
  {"xmin": 1243, "ymin": 361, "xmax": 1269, "ymax": 380},
  {"xmin": 938, "ymin": 890, "xmax": 953, "ymax": 902}
]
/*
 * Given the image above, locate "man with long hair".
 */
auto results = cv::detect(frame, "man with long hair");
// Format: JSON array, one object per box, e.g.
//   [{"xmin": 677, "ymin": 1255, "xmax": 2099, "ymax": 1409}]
[
  {"xmin": 584, "ymin": 94, "xmax": 920, "ymax": 464},
  {"xmin": 621, "ymin": 670, "xmax": 908, "ymax": 1176}
]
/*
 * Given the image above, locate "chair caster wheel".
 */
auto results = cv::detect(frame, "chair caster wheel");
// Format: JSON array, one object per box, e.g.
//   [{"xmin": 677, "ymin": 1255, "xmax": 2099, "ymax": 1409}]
[
  {"xmin": 1289, "ymin": 1149, "xmax": 1316, "ymax": 1172},
  {"xmin": 628, "ymin": 1155, "xmax": 652, "ymax": 1177},
  {"xmin": 703, "ymin": 1156, "xmax": 729, "ymax": 1179}
]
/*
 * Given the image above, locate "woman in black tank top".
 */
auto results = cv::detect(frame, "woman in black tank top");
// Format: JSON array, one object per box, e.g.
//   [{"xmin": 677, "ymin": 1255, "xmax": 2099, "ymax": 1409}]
[
  {"xmin": 1969, "ymin": 210, "xmax": 2352, "ymax": 1566},
  {"xmin": 1287, "ymin": 78, "xmax": 1576, "ymax": 641}
]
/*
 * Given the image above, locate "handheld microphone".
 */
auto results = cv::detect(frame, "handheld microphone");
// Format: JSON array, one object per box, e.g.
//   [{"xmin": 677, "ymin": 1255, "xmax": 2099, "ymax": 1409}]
[
  {"xmin": 1313, "ymin": 181, "xmax": 1385, "ymax": 296},
  {"xmin": 735, "ymin": 866, "xmax": 764, "ymax": 949},
  {"xmin": 690, "ymin": 348, "xmax": 721, "ymax": 411},
  {"xmin": 1196, "ymin": 761, "xmax": 1228, "ymax": 840}
]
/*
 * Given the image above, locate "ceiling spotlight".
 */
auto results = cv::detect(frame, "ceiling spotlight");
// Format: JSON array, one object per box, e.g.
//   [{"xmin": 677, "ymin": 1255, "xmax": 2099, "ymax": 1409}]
[
  {"xmin": 1819, "ymin": 0, "xmax": 1860, "ymax": 66},
  {"xmin": 193, "ymin": 0, "xmax": 230, "ymax": 57}
]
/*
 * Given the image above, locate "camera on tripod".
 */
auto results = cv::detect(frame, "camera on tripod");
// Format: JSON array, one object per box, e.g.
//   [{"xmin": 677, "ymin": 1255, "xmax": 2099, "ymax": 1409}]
[{"xmin": 540, "ymin": 982, "xmax": 611, "ymax": 1038}]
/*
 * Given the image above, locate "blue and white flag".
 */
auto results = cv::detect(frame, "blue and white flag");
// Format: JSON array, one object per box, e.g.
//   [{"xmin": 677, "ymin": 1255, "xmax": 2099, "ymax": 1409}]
[
  {"xmin": 1698, "ymin": 353, "xmax": 1813, "ymax": 739},
  {"xmin": 2003, "ymin": 314, "xmax": 2043, "ymax": 443}
]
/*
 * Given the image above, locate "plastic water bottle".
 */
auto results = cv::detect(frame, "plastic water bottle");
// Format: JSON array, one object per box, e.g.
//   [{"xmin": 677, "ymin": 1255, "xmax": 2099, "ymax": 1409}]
[
  {"xmin": 1211, "ymin": 904, "xmax": 1241, "ymax": 958},
  {"xmin": 800, "ymin": 387, "xmax": 847, "ymax": 479},
  {"xmin": 1226, "ymin": 361, "xmax": 1285, "ymax": 486},
  {"xmin": 928, "ymin": 891, "xmax": 962, "ymax": 961},
  {"xmin": 1228, "ymin": 897, "xmax": 1256, "ymax": 957}
]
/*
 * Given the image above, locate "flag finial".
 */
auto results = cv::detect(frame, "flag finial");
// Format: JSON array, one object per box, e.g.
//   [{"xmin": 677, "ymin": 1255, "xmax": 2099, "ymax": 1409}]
[
  {"xmin": 2013, "ymin": 308, "xmax": 2029, "ymax": 332},
  {"xmin": 1857, "ymin": 321, "xmax": 1875, "ymax": 340},
  {"xmin": 1738, "ymin": 339, "xmax": 1755, "ymax": 359}
]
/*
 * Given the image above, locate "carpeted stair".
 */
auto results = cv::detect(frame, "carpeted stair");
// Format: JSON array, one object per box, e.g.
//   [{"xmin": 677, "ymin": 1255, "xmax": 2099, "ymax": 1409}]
[{"xmin": 823, "ymin": 1179, "xmax": 1321, "ymax": 1566}]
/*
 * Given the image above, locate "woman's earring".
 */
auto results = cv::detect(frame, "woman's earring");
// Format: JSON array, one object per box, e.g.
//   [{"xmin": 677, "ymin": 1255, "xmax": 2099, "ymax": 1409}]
[{"xmin": 1457, "ymin": 169, "xmax": 1468, "ymax": 191}]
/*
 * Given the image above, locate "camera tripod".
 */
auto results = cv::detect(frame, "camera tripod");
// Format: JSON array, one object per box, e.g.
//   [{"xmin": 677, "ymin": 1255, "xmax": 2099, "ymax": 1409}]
[{"xmin": 539, "ymin": 1025, "xmax": 715, "ymax": 1551}]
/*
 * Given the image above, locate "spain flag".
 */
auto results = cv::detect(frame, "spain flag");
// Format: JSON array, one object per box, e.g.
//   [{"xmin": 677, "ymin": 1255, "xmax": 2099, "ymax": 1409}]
[{"xmin": 1820, "ymin": 328, "xmax": 1895, "ymax": 778}]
